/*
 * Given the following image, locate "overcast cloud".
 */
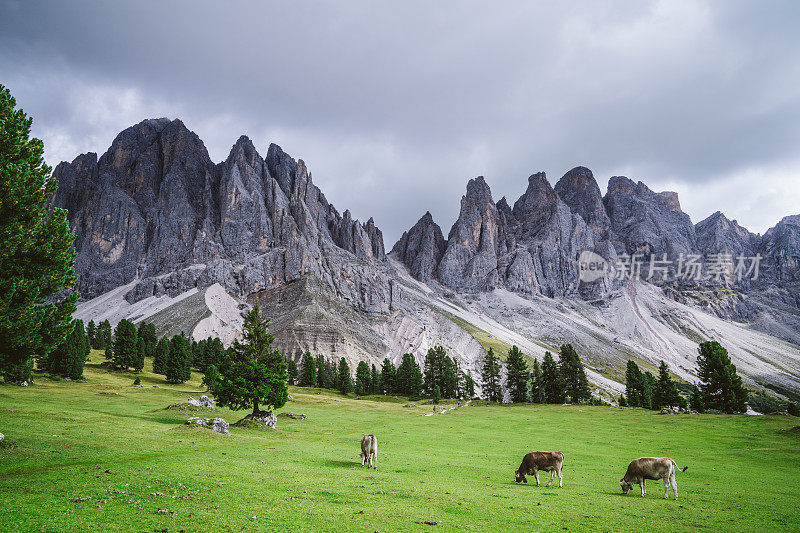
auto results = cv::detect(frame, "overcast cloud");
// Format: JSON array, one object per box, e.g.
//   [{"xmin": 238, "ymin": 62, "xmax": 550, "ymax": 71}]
[{"xmin": 2, "ymin": 0, "xmax": 800, "ymax": 245}]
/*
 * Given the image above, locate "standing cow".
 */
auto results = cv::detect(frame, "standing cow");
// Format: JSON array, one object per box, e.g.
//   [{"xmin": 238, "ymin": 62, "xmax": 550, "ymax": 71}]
[
  {"xmin": 360, "ymin": 434, "xmax": 378, "ymax": 469},
  {"xmin": 620, "ymin": 457, "xmax": 688, "ymax": 499},
  {"xmin": 514, "ymin": 451, "xmax": 564, "ymax": 487}
]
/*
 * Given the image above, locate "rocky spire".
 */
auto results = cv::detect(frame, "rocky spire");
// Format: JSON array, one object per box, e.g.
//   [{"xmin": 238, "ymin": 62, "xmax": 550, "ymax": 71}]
[
  {"xmin": 554, "ymin": 166, "xmax": 611, "ymax": 237},
  {"xmin": 390, "ymin": 211, "xmax": 446, "ymax": 281}
]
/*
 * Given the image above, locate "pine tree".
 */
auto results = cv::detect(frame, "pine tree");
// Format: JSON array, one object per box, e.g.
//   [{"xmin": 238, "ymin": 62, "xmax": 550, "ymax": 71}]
[
  {"xmin": 165, "ymin": 334, "xmax": 191, "ymax": 384},
  {"xmin": 300, "ymin": 352, "xmax": 317, "ymax": 387},
  {"xmin": 689, "ymin": 385, "xmax": 705, "ymax": 413},
  {"xmin": 641, "ymin": 371, "xmax": 656, "ymax": 409},
  {"xmin": 86, "ymin": 320, "xmax": 97, "ymax": 349},
  {"xmin": 43, "ymin": 319, "xmax": 89, "ymax": 380},
  {"xmin": 0, "ymin": 85, "xmax": 78, "ymax": 383},
  {"xmin": 153, "ymin": 337, "xmax": 169, "ymax": 375},
  {"xmin": 137, "ymin": 322, "xmax": 157, "ymax": 359},
  {"xmin": 697, "ymin": 341, "xmax": 748, "ymax": 414},
  {"xmin": 370, "ymin": 364, "xmax": 379, "ymax": 394},
  {"xmin": 432, "ymin": 385, "xmax": 441, "ymax": 404},
  {"xmin": 559, "ymin": 344, "xmax": 589, "ymax": 404},
  {"xmin": 355, "ymin": 360, "xmax": 371, "ymax": 395},
  {"xmin": 530, "ymin": 359, "xmax": 544, "ymax": 403},
  {"xmin": 134, "ymin": 337, "xmax": 145, "ymax": 372},
  {"xmin": 337, "ymin": 357, "xmax": 352, "ymax": 394},
  {"xmin": 441, "ymin": 355, "xmax": 459, "ymax": 399},
  {"xmin": 618, "ymin": 395, "xmax": 628, "ymax": 407},
  {"xmin": 379, "ymin": 358, "xmax": 396, "ymax": 394},
  {"xmin": 505, "ymin": 346, "xmax": 530, "ymax": 403},
  {"xmin": 481, "ymin": 348, "xmax": 503, "ymax": 402},
  {"xmin": 625, "ymin": 360, "xmax": 643, "ymax": 407},
  {"xmin": 654, "ymin": 360, "xmax": 681, "ymax": 409},
  {"xmin": 395, "ymin": 353, "xmax": 423, "ymax": 397},
  {"xmin": 287, "ymin": 357, "xmax": 298, "ymax": 385},
  {"xmin": 113, "ymin": 319, "xmax": 138, "ymax": 370},
  {"xmin": 423, "ymin": 345, "xmax": 447, "ymax": 397},
  {"xmin": 462, "ymin": 371, "xmax": 476, "ymax": 398},
  {"xmin": 99, "ymin": 320, "xmax": 112, "ymax": 351},
  {"xmin": 540, "ymin": 351, "xmax": 563, "ymax": 404},
  {"xmin": 315, "ymin": 355, "xmax": 328, "ymax": 388},
  {"xmin": 206, "ymin": 337, "xmax": 224, "ymax": 371},
  {"xmin": 206, "ymin": 304, "xmax": 288, "ymax": 414}
]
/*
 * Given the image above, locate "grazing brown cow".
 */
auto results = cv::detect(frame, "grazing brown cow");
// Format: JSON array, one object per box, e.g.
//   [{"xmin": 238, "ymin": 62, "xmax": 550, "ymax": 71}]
[
  {"xmin": 514, "ymin": 451, "xmax": 564, "ymax": 487},
  {"xmin": 620, "ymin": 457, "xmax": 688, "ymax": 499},
  {"xmin": 360, "ymin": 434, "xmax": 378, "ymax": 469}
]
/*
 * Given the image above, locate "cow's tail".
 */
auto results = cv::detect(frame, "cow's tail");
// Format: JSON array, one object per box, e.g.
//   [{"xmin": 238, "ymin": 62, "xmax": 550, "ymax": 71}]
[{"xmin": 671, "ymin": 459, "xmax": 688, "ymax": 473}]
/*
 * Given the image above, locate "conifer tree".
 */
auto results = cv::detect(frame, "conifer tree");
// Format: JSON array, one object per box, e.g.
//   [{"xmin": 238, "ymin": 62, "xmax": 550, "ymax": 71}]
[
  {"xmin": 379, "ymin": 358, "xmax": 396, "ymax": 394},
  {"xmin": 370, "ymin": 363, "xmax": 379, "ymax": 394},
  {"xmin": 697, "ymin": 341, "xmax": 748, "ymax": 414},
  {"xmin": 153, "ymin": 337, "xmax": 169, "ymax": 375},
  {"xmin": 0, "ymin": 85, "xmax": 78, "ymax": 383},
  {"xmin": 540, "ymin": 351, "xmax": 563, "ymax": 404},
  {"xmin": 99, "ymin": 320, "xmax": 112, "ymax": 351},
  {"xmin": 43, "ymin": 318, "xmax": 89, "ymax": 380},
  {"xmin": 206, "ymin": 304, "xmax": 288, "ymax": 414},
  {"xmin": 395, "ymin": 353, "xmax": 423, "ymax": 397},
  {"xmin": 654, "ymin": 360, "xmax": 681, "ymax": 409},
  {"xmin": 355, "ymin": 360, "xmax": 371, "ymax": 395},
  {"xmin": 481, "ymin": 348, "xmax": 503, "ymax": 402},
  {"xmin": 559, "ymin": 344, "xmax": 589, "ymax": 404},
  {"xmin": 641, "ymin": 371, "xmax": 656, "ymax": 409},
  {"xmin": 113, "ymin": 319, "xmax": 138, "ymax": 370},
  {"xmin": 625, "ymin": 360, "xmax": 643, "ymax": 407},
  {"xmin": 165, "ymin": 334, "xmax": 191, "ymax": 384},
  {"xmin": 134, "ymin": 337, "xmax": 145, "ymax": 372},
  {"xmin": 315, "ymin": 355, "xmax": 328, "ymax": 388},
  {"xmin": 287, "ymin": 357, "xmax": 298, "ymax": 385},
  {"xmin": 442, "ymin": 355, "xmax": 459, "ymax": 399},
  {"xmin": 86, "ymin": 320, "xmax": 97, "ymax": 349},
  {"xmin": 530, "ymin": 359, "xmax": 544, "ymax": 403},
  {"xmin": 300, "ymin": 352, "xmax": 317, "ymax": 387},
  {"xmin": 337, "ymin": 357, "xmax": 352, "ymax": 394},
  {"xmin": 462, "ymin": 371, "xmax": 476, "ymax": 398},
  {"xmin": 505, "ymin": 345, "xmax": 530, "ymax": 403}
]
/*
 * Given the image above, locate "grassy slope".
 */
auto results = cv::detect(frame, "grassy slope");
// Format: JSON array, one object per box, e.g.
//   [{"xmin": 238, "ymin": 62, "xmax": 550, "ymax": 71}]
[{"xmin": 1, "ymin": 351, "xmax": 799, "ymax": 532}]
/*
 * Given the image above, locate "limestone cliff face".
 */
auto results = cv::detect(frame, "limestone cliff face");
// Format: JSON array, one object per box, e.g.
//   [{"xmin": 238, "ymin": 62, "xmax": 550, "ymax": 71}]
[
  {"xmin": 759, "ymin": 215, "xmax": 800, "ymax": 282},
  {"xmin": 389, "ymin": 212, "xmax": 446, "ymax": 282},
  {"xmin": 53, "ymin": 119, "xmax": 391, "ymax": 313},
  {"xmin": 695, "ymin": 211, "xmax": 760, "ymax": 258}
]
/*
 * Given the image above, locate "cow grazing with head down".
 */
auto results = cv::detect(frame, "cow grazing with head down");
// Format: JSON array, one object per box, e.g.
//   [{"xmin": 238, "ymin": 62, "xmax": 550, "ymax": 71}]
[
  {"xmin": 620, "ymin": 457, "xmax": 687, "ymax": 499},
  {"xmin": 514, "ymin": 451, "xmax": 564, "ymax": 488},
  {"xmin": 360, "ymin": 434, "xmax": 377, "ymax": 469}
]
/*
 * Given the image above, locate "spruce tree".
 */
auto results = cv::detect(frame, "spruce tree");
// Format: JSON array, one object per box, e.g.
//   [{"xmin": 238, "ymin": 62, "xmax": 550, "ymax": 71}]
[
  {"xmin": 315, "ymin": 355, "xmax": 328, "ymax": 388},
  {"xmin": 423, "ymin": 345, "xmax": 447, "ymax": 397},
  {"xmin": 113, "ymin": 319, "xmax": 138, "ymax": 370},
  {"xmin": 625, "ymin": 360, "xmax": 643, "ymax": 407},
  {"xmin": 86, "ymin": 320, "xmax": 97, "ymax": 349},
  {"xmin": 99, "ymin": 320, "xmax": 112, "ymax": 351},
  {"xmin": 505, "ymin": 345, "xmax": 530, "ymax": 403},
  {"xmin": 380, "ymin": 358, "xmax": 396, "ymax": 394},
  {"xmin": 0, "ymin": 85, "xmax": 78, "ymax": 383},
  {"xmin": 137, "ymin": 322, "xmax": 157, "ymax": 359},
  {"xmin": 370, "ymin": 363, "xmax": 379, "ymax": 394},
  {"xmin": 697, "ymin": 341, "xmax": 748, "ymax": 414},
  {"xmin": 654, "ymin": 360, "xmax": 681, "ymax": 409},
  {"xmin": 395, "ymin": 353, "xmax": 423, "ymax": 397},
  {"xmin": 287, "ymin": 357, "xmax": 298, "ymax": 385},
  {"xmin": 530, "ymin": 359, "xmax": 544, "ymax": 403},
  {"xmin": 540, "ymin": 351, "xmax": 563, "ymax": 404},
  {"xmin": 165, "ymin": 334, "xmax": 191, "ymax": 384},
  {"xmin": 44, "ymin": 318, "xmax": 89, "ymax": 379},
  {"xmin": 300, "ymin": 352, "xmax": 317, "ymax": 387},
  {"xmin": 153, "ymin": 337, "xmax": 169, "ymax": 375},
  {"xmin": 134, "ymin": 337, "xmax": 145, "ymax": 372},
  {"xmin": 206, "ymin": 304, "xmax": 288, "ymax": 414},
  {"xmin": 559, "ymin": 344, "xmax": 589, "ymax": 404},
  {"xmin": 641, "ymin": 371, "xmax": 656, "ymax": 409},
  {"xmin": 355, "ymin": 360, "xmax": 371, "ymax": 395},
  {"xmin": 337, "ymin": 357, "xmax": 352, "ymax": 394},
  {"xmin": 442, "ymin": 355, "xmax": 459, "ymax": 399},
  {"xmin": 462, "ymin": 371, "xmax": 476, "ymax": 398},
  {"xmin": 206, "ymin": 337, "xmax": 224, "ymax": 370},
  {"xmin": 481, "ymin": 348, "xmax": 503, "ymax": 402}
]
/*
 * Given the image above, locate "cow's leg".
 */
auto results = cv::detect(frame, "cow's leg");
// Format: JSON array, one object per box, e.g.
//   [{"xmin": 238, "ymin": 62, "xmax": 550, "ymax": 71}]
[
  {"xmin": 372, "ymin": 451, "xmax": 377, "ymax": 470},
  {"xmin": 641, "ymin": 479, "xmax": 646, "ymax": 497},
  {"xmin": 557, "ymin": 467, "xmax": 563, "ymax": 488},
  {"xmin": 361, "ymin": 453, "xmax": 365, "ymax": 467},
  {"xmin": 545, "ymin": 470, "xmax": 555, "ymax": 487},
  {"xmin": 671, "ymin": 474, "xmax": 678, "ymax": 500},
  {"xmin": 533, "ymin": 469, "xmax": 540, "ymax": 487},
  {"xmin": 663, "ymin": 476, "xmax": 670, "ymax": 499}
]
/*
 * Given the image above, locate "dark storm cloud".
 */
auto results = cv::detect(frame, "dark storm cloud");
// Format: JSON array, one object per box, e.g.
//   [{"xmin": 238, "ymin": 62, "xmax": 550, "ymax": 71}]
[{"xmin": 2, "ymin": 0, "xmax": 800, "ymax": 245}]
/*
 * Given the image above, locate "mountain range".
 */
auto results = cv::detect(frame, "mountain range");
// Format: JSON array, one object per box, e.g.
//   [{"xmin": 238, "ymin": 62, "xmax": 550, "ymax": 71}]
[{"xmin": 53, "ymin": 118, "xmax": 800, "ymax": 402}]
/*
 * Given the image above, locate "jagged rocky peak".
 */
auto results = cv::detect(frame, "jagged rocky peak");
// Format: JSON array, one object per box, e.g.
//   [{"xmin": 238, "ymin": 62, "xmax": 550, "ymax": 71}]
[
  {"xmin": 52, "ymin": 118, "xmax": 390, "ymax": 312},
  {"xmin": 511, "ymin": 172, "xmax": 564, "ymax": 239},
  {"xmin": 554, "ymin": 166, "xmax": 611, "ymax": 237},
  {"xmin": 603, "ymin": 175, "xmax": 697, "ymax": 257},
  {"xmin": 695, "ymin": 211, "xmax": 759, "ymax": 257},
  {"xmin": 390, "ymin": 211, "xmax": 446, "ymax": 282},
  {"xmin": 437, "ymin": 176, "xmax": 513, "ymax": 291},
  {"xmin": 760, "ymin": 214, "xmax": 800, "ymax": 282}
]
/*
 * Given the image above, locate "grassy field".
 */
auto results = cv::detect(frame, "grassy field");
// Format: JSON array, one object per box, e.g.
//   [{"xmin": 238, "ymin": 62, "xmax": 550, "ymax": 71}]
[{"xmin": 1, "ymin": 351, "xmax": 800, "ymax": 532}]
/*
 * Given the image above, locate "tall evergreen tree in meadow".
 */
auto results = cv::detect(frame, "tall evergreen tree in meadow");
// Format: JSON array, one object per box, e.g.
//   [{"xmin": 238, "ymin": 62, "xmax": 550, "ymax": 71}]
[
  {"xmin": 315, "ymin": 355, "xmax": 328, "ymax": 388},
  {"xmin": 481, "ymin": 348, "xmax": 503, "ymax": 402},
  {"xmin": 206, "ymin": 304, "xmax": 288, "ymax": 415},
  {"xmin": 99, "ymin": 320, "xmax": 112, "ymax": 352},
  {"xmin": 137, "ymin": 322, "xmax": 157, "ymax": 359},
  {"xmin": 530, "ymin": 359, "xmax": 544, "ymax": 403},
  {"xmin": 43, "ymin": 319, "xmax": 89, "ymax": 380},
  {"xmin": 286, "ymin": 357, "xmax": 298, "ymax": 385},
  {"xmin": 355, "ymin": 360, "xmax": 371, "ymax": 396},
  {"xmin": 0, "ymin": 85, "xmax": 78, "ymax": 383},
  {"xmin": 641, "ymin": 371, "xmax": 656, "ymax": 409},
  {"xmin": 112, "ymin": 319, "xmax": 138, "ymax": 370},
  {"xmin": 423, "ymin": 345, "xmax": 447, "ymax": 397},
  {"xmin": 540, "ymin": 351, "xmax": 563, "ymax": 404},
  {"xmin": 337, "ymin": 357, "xmax": 352, "ymax": 394},
  {"xmin": 395, "ymin": 353, "xmax": 423, "ymax": 397},
  {"xmin": 370, "ymin": 364, "xmax": 379, "ymax": 394},
  {"xmin": 165, "ymin": 334, "xmax": 191, "ymax": 384},
  {"xmin": 300, "ymin": 352, "xmax": 317, "ymax": 387},
  {"xmin": 441, "ymin": 355, "xmax": 459, "ymax": 399},
  {"xmin": 625, "ymin": 360, "xmax": 643, "ymax": 407},
  {"xmin": 654, "ymin": 360, "xmax": 682, "ymax": 409},
  {"xmin": 559, "ymin": 344, "xmax": 589, "ymax": 404},
  {"xmin": 689, "ymin": 385, "xmax": 705, "ymax": 413},
  {"xmin": 462, "ymin": 371, "xmax": 476, "ymax": 398},
  {"xmin": 697, "ymin": 341, "xmax": 748, "ymax": 414},
  {"xmin": 135, "ymin": 337, "xmax": 146, "ymax": 371},
  {"xmin": 86, "ymin": 320, "xmax": 97, "ymax": 349},
  {"xmin": 505, "ymin": 345, "xmax": 530, "ymax": 403},
  {"xmin": 379, "ymin": 358, "xmax": 396, "ymax": 394},
  {"xmin": 153, "ymin": 337, "xmax": 169, "ymax": 375}
]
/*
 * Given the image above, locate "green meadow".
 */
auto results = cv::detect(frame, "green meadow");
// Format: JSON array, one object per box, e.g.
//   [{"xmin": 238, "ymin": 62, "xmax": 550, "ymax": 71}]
[{"xmin": 1, "ymin": 351, "xmax": 799, "ymax": 532}]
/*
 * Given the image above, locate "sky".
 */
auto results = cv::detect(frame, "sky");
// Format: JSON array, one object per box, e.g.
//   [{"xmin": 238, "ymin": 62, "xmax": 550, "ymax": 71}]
[{"xmin": 2, "ymin": 0, "xmax": 800, "ymax": 246}]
